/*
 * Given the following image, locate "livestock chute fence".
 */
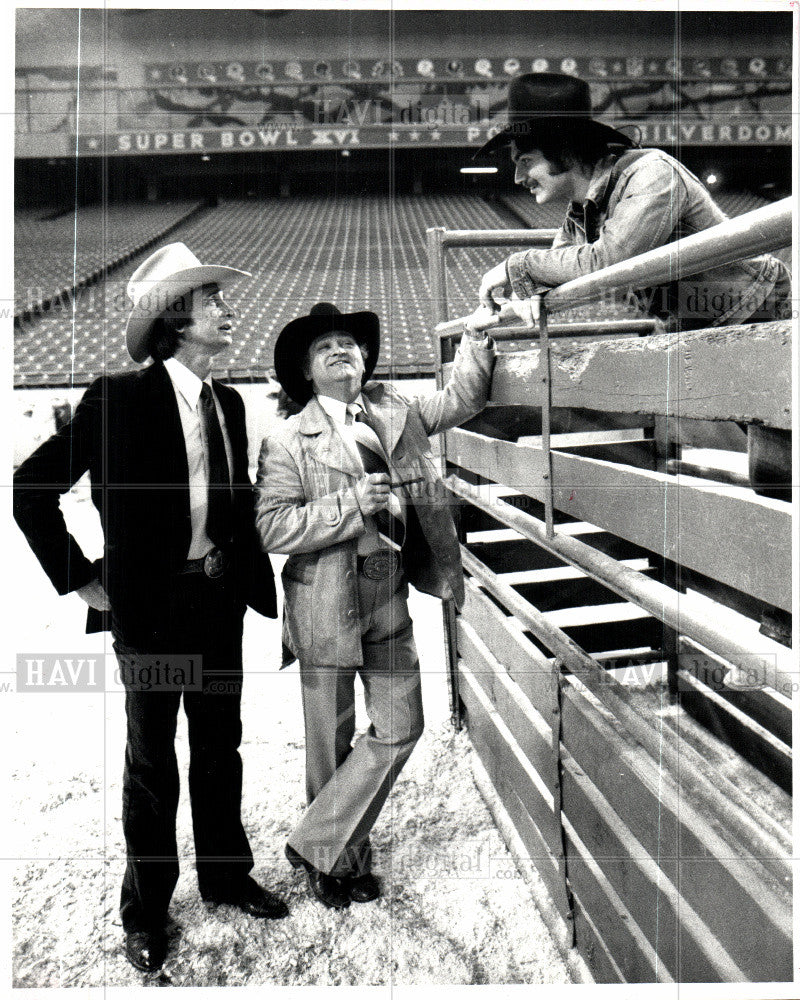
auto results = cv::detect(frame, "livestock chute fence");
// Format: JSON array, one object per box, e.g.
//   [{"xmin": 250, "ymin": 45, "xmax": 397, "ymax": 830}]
[{"xmin": 427, "ymin": 199, "xmax": 793, "ymax": 984}]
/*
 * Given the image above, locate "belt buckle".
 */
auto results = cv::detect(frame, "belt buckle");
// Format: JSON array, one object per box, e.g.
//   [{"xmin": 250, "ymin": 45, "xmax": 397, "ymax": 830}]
[
  {"xmin": 203, "ymin": 547, "xmax": 228, "ymax": 579},
  {"xmin": 361, "ymin": 548, "xmax": 400, "ymax": 582}
]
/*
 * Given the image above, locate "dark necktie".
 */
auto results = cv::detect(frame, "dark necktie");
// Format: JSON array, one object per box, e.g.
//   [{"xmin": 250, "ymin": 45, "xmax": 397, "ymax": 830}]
[
  {"xmin": 199, "ymin": 382, "xmax": 233, "ymax": 548},
  {"xmin": 352, "ymin": 410, "xmax": 406, "ymax": 549}
]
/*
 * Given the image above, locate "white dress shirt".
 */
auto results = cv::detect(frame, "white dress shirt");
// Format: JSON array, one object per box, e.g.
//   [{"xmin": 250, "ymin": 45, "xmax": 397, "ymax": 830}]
[{"xmin": 164, "ymin": 356, "xmax": 234, "ymax": 560}]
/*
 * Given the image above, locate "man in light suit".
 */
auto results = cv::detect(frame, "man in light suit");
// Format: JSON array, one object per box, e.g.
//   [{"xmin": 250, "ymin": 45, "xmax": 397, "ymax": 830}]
[
  {"xmin": 255, "ymin": 302, "xmax": 494, "ymax": 909},
  {"xmin": 14, "ymin": 243, "xmax": 288, "ymax": 974}
]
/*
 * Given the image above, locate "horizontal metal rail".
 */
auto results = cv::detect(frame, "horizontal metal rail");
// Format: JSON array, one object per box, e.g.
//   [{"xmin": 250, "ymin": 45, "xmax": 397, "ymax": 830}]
[
  {"xmin": 437, "ymin": 197, "xmax": 792, "ymax": 332},
  {"xmin": 434, "ymin": 228, "xmax": 557, "ymax": 248},
  {"xmin": 438, "ymin": 317, "xmax": 659, "ymax": 342},
  {"xmin": 545, "ymin": 197, "xmax": 792, "ymax": 312},
  {"xmin": 448, "ymin": 474, "xmax": 792, "ymax": 695}
]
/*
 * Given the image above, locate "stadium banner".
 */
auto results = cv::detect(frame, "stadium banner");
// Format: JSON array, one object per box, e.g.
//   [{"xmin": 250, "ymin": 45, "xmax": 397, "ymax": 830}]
[
  {"xmin": 75, "ymin": 119, "xmax": 792, "ymax": 155},
  {"xmin": 144, "ymin": 55, "xmax": 791, "ymax": 85}
]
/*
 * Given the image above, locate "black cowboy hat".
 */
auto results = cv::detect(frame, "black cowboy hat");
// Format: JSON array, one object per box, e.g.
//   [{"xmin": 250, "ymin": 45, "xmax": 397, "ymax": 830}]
[
  {"xmin": 273, "ymin": 302, "xmax": 380, "ymax": 406},
  {"xmin": 475, "ymin": 72, "xmax": 635, "ymax": 158}
]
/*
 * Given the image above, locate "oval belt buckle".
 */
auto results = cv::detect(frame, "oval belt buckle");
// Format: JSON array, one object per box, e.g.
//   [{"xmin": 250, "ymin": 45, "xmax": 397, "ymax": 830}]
[
  {"xmin": 203, "ymin": 547, "xmax": 227, "ymax": 579},
  {"xmin": 362, "ymin": 548, "xmax": 400, "ymax": 582}
]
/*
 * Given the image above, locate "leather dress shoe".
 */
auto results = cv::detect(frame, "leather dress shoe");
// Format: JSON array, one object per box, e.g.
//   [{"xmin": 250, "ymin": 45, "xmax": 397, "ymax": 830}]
[
  {"xmin": 125, "ymin": 929, "xmax": 167, "ymax": 972},
  {"xmin": 285, "ymin": 844, "xmax": 350, "ymax": 910},
  {"xmin": 344, "ymin": 871, "xmax": 381, "ymax": 903},
  {"xmin": 202, "ymin": 875, "xmax": 289, "ymax": 919}
]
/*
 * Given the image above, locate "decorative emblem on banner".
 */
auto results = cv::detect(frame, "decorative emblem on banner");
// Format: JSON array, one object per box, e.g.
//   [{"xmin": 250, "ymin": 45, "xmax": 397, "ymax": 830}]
[
  {"xmin": 371, "ymin": 60, "xmax": 404, "ymax": 78},
  {"xmin": 139, "ymin": 55, "xmax": 789, "ymax": 89},
  {"xmin": 626, "ymin": 57, "xmax": 644, "ymax": 77},
  {"xmin": 284, "ymin": 60, "xmax": 303, "ymax": 81}
]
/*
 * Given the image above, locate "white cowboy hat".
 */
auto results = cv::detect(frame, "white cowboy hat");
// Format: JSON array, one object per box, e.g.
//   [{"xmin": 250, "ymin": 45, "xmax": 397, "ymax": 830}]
[{"xmin": 124, "ymin": 242, "xmax": 251, "ymax": 363}]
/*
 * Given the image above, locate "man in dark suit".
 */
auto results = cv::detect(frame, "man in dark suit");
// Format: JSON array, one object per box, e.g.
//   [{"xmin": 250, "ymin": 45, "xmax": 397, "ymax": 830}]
[{"xmin": 14, "ymin": 242, "xmax": 288, "ymax": 974}]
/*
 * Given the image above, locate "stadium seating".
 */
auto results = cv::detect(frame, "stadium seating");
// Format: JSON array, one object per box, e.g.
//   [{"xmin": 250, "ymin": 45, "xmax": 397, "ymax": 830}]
[
  {"xmin": 14, "ymin": 194, "xmax": 514, "ymax": 383},
  {"xmin": 14, "ymin": 201, "xmax": 205, "ymax": 319},
  {"xmin": 13, "ymin": 191, "xmax": 786, "ymax": 385}
]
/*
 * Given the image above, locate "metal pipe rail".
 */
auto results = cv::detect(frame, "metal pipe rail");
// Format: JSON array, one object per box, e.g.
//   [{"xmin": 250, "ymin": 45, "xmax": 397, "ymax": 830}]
[
  {"xmin": 433, "ymin": 228, "xmax": 557, "ymax": 249},
  {"xmin": 546, "ymin": 197, "xmax": 792, "ymax": 311},
  {"xmin": 439, "ymin": 318, "xmax": 660, "ymax": 343},
  {"xmin": 436, "ymin": 197, "xmax": 792, "ymax": 333}
]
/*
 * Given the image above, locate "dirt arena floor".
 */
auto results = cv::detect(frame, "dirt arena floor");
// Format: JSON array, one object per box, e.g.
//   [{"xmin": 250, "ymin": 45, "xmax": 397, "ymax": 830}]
[{"xmin": 8, "ymin": 480, "xmax": 570, "ymax": 989}]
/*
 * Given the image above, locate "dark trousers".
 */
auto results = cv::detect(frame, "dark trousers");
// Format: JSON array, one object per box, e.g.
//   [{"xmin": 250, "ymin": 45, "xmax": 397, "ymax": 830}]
[{"xmin": 113, "ymin": 572, "xmax": 252, "ymax": 933}]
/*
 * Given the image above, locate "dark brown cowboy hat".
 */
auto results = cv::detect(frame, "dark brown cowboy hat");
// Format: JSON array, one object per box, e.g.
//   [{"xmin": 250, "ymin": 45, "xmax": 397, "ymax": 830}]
[
  {"xmin": 273, "ymin": 302, "xmax": 380, "ymax": 406},
  {"xmin": 475, "ymin": 72, "xmax": 635, "ymax": 158}
]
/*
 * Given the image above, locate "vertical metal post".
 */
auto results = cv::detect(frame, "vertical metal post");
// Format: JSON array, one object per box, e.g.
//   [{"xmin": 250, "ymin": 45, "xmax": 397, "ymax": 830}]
[
  {"xmin": 538, "ymin": 299, "xmax": 555, "ymax": 538},
  {"xmin": 427, "ymin": 227, "xmax": 463, "ymax": 730}
]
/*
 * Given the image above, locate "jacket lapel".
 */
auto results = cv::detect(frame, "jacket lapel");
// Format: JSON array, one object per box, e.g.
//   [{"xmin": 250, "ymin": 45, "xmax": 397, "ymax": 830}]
[
  {"xmin": 299, "ymin": 396, "xmax": 362, "ymax": 478},
  {"xmin": 139, "ymin": 362, "xmax": 190, "ymax": 483}
]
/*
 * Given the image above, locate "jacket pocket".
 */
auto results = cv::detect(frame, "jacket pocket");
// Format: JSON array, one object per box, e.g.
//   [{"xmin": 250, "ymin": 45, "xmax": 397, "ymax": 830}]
[
  {"xmin": 283, "ymin": 554, "xmax": 315, "ymax": 585},
  {"xmin": 281, "ymin": 559, "xmax": 315, "ymax": 652}
]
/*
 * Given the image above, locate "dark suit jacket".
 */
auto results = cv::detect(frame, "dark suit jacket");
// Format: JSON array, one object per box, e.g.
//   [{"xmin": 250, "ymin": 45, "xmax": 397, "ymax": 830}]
[{"xmin": 14, "ymin": 361, "xmax": 277, "ymax": 641}]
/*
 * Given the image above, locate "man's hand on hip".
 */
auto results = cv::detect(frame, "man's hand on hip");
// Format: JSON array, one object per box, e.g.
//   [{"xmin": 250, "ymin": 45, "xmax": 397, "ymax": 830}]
[
  {"xmin": 355, "ymin": 473, "xmax": 391, "ymax": 516},
  {"xmin": 76, "ymin": 578, "xmax": 111, "ymax": 611}
]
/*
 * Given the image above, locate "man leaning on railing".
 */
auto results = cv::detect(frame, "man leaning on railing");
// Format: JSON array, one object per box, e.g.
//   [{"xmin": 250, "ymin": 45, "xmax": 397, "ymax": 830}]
[{"xmin": 472, "ymin": 72, "xmax": 792, "ymax": 643}]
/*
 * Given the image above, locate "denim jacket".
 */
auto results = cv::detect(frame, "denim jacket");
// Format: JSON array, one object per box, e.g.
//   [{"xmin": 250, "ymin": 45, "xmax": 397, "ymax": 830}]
[{"xmin": 506, "ymin": 148, "xmax": 789, "ymax": 329}]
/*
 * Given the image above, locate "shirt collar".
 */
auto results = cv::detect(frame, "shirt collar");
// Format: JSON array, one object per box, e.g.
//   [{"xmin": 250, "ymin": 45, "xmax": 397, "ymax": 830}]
[
  {"xmin": 164, "ymin": 356, "xmax": 211, "ymax": 410},
  {"xmin": 316, "ymin": 393, "xmax": 365, "ymax": 425},
  {"xmin": 583, "ymin": 152, "xmax": 621, "ymax": 211}
]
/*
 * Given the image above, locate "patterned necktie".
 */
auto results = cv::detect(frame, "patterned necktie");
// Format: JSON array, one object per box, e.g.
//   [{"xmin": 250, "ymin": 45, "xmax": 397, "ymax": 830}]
[
  {"xmin": 350, "ymin": 408, "xmax": 406, "ymax": 549},
  {"xmin": 199, "ymin": 382, "xmax": 233, "ymax": 548}
]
